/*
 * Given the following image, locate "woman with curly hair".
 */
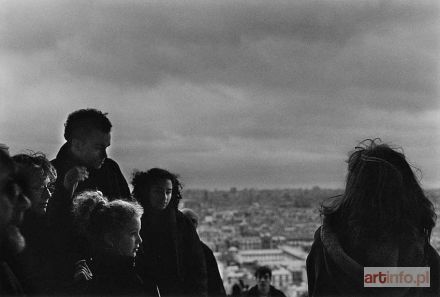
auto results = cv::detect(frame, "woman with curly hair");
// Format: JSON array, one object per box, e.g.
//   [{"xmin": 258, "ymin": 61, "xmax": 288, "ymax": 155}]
[
  {"xmin": 72, "ymin": 190, "xmax": 155, "ymax": 296},
  {"xmin": 306, "ymin": 139, "xmax": 440, "ymax": 297},
  {"xmin": 132, "ymin": 168, "xmax": 208, "ymax": 297}
]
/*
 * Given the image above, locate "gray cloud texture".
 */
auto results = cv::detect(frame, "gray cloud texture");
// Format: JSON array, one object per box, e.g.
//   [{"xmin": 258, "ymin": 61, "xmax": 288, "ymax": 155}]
[{"xmin": 1, "ymin": 0, "xmax": 439, "ymax": 189}]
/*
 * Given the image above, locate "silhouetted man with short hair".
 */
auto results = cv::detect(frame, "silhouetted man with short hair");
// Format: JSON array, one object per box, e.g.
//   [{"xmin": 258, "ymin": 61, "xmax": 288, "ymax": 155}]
[{"xmin": 47, "ymin": 108, "xmax": 130, "ymax": 291}]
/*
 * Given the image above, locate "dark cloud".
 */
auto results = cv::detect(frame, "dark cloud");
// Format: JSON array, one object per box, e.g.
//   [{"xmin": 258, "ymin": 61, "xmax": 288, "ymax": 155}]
[
  {"xmin": 1, "ymin": 0, "xmax": 439, "ymax": 189},
  {"xmin": 2, "ymin": 1, "xmax": 438, "ymax": 99}
]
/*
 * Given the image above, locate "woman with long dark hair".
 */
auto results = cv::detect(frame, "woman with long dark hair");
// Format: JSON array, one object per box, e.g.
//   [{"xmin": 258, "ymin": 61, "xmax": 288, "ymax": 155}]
[
  {"xmin": 306, "ymin": 139, "xmax": 440, "ymax": 297},
  {"xmin": 132, "ymin": 168, "xmax": 208, "ymax": 297}
]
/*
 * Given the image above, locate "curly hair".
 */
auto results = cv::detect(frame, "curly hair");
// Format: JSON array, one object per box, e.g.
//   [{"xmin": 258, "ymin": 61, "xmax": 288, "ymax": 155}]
[
  {"xmin": 12, "ymin": 152, "xmax": 57, "ymax": 198},
  {"xmin": 322, "ymin": 139, "xmax": 436, "ymax": 245},
  {"xmin": 64, "ymin": 108, "xmax": 112, "ymax": 142},
  {"xmin": 13, "ymin": 152, "xmax": 57, "ymax": 182},
  {"xmin": 72, "ymin": 190, "xmax": 143, "ymax": 249},
  {"xmin": 131, "ymin": 167, "xmax": 183, "ymax": 211}
]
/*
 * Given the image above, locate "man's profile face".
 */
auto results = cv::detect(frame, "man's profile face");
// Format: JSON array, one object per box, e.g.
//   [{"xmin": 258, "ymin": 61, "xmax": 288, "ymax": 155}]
[
  {"xmin": 76, "ymin": 129, "xmax": 111, "ymax": 169},
  {"xmin": 257, "ymin": 273, "xmax": 271, "ymax": 295},
  {"xmin": 29, "ymin": 175, "xmax": 53, "ymax": 215}
]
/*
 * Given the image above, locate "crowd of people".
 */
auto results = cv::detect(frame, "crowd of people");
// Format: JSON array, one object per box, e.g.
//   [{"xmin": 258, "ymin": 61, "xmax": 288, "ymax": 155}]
[{"xmin": 0, "ymin": 108, "xmax": 439, "ymax": 297}]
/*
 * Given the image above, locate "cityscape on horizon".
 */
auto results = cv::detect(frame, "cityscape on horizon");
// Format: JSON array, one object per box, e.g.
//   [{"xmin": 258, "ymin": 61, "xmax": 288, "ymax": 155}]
[{"xmin": 178, "ymin": 187, "xmax": 440, "ymax": 297}]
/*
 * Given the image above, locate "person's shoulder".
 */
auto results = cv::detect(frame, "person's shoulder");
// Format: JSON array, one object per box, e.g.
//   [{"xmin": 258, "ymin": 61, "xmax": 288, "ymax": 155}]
[
  {"xmin": 101, "ymin": 158, "xmax": 125, "ymax": 173},
  {"xmin": 176, "ymin": 211, "xmax": 201, "ymax": 241},
  {"xmin": 270, "ymin": 286, "xmax": 286, "ymax": 297},
  {"xmin": 313, "ymin": 225, "xmax": 322, "ymax": 240},
  {"xmin": 245, "ymin": 285, "xmax": 258, "ymax": 296},
  {"xmin": 307, "ymin": 225, "xmax": 324, "ymax": 261},
  {"xmin": 176, "ymin": 210, "xmax": 194, "ymax": 228},
  {"xmin": 103, "ymin": 158, "xmax": 120, "ymax": 167}
]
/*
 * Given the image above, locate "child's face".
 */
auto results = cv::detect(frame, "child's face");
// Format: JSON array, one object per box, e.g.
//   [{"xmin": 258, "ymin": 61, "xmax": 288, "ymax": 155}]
[
  {"xmin": 148, "ymin": 179, "xmax": 172, "ymax": 210},
  {"xmin": 116, "ymin": 216, "xmax": 142, "ymax": 257}
]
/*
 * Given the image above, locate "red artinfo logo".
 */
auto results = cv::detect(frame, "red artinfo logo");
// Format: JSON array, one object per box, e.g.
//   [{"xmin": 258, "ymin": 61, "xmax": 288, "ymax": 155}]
[{"xmin": 363, "ymin": 267, "xmax": 430, "ymax": 288}]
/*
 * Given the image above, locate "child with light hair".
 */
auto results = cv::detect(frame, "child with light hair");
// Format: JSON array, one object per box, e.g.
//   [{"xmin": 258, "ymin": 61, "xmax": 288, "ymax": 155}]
[{"xmin": 72, "ymin": 190, "xmax": 156, "ymax": 296}]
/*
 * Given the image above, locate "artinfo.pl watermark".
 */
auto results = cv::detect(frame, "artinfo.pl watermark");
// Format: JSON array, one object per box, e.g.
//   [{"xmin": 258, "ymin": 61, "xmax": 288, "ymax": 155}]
[{"xmin": 364, "ymin": 267, "xmax": 430, "ymax": 287}]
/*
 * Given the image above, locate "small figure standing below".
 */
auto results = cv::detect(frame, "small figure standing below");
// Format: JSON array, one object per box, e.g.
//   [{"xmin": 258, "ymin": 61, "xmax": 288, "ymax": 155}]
[{"xmin": 246, "ymin": 266, "xmax": 286, "ymax": 297}]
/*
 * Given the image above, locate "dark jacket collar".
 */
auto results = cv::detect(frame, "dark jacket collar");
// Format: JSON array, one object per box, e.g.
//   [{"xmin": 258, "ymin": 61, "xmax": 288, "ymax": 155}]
[
  {"xmin": 318, "ymin": 218, "xmax": 428, "ymax": 296},
  {"xmin": 91, "ymin": 253, "xmax": 136, "ymax": 275}
]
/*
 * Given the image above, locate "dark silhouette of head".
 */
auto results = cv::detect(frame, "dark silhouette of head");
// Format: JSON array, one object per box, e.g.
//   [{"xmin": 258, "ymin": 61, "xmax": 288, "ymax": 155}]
[
  {"xmin": 64, "ymin": 108, "xmax": 112, "ymax": 169},
  {"xmin": 64, "ymin": 108, "xmax": 112, "ymax": 143},
  {"xmin": 0, "ymin": 150, "xmax": 31, "ymax": 257},
  {"xmin": 131, "ymin": 168, "xmax": 182, "ymax": 212},
  {"xmin": 181, "ymin": 208, "xmax": 199, "ymax": 229},
  {"xmin": 322, "ymin": 139, "xmax": 436, "ymax": 244}
]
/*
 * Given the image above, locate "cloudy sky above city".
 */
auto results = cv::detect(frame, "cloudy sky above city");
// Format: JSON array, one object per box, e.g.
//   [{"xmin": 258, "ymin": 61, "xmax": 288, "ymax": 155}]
[{"xmin": 1, "ymin": 0, "xmax": 439, "ymax": 189}]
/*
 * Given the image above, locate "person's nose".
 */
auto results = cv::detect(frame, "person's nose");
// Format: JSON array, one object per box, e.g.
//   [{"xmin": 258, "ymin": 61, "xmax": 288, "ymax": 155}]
[
  {"xmin": 136, "ymin": 233, "xmax": 142, "ymax": 245},
  {"xmin": 42, "ymin": 186, "xmax": 52, "ymax": 199},
  {"xmin": 43, "ymin": 186, "xmax": 52, "ymax": 198}
]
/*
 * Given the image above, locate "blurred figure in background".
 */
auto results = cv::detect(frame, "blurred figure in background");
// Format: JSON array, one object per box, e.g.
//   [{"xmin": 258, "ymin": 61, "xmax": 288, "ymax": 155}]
[
  {"xmin": 0, "ymin": 149, "xmax": 31, "ymax": 295},
  {"xmin": 182, "ymin": 208, "xmax": 227, "ymax": 297},
  {"xmin": 307, "ymin": 139, "xmax": 440, "ymax": 297},
  {"xmin": 132, "ymin": 168, "xmax": 208, "ymax": 297},
  {"xmin": 246, "ymin": 266, "xmax": 286, "ymax": 297},
  {"xmin": 231, "ymin": 279, "xmax": 245, "ymax": 297}
]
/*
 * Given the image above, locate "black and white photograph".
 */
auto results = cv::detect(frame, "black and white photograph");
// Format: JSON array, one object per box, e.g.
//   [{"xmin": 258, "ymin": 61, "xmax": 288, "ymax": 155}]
[{"xmin": 1, "ymin": 1, "xmax": 439, "ymax": 296}]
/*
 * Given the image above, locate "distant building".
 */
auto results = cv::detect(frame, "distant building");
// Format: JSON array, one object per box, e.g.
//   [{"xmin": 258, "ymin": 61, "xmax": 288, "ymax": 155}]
[
  {"xmin": 272, "ymin": 236, "xmax": 287, "ymax": 248},
  {"xmin": 236, "ymin": 249, "xmax": 285, "ymax": 266},
  {"xmin": 237, "ymin": 236, "xmax": 262, "ymax": 250},
  {"xmin": 272, "ymin": 267, "xmax": 293, "ymax": 289},
  {"xmin": 261, "ymin": 233, "xmax": 273, "ymax": 249}
]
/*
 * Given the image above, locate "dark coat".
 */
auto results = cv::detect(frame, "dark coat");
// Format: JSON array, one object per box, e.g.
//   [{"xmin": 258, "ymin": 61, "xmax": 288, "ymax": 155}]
[
  {"xmin": 306, "ymin": 221, "xmax": 440, "ymax": 297},
  {"xmin": 46, "ymin": 143, "xmax": 130, "ymax": 290},
  {"xmin": 82, "ymin": 254, "xmax": 155, "ymax": 296},
  {"xmin": 0, "ymin": 260, "xmax": 25, "ymax": 296},
  {"xmin": 201, "ymin": 241, "xmax": 226, "ymax": 297},
  {"xmin": 246, "ymin": 285, "xmax": 286, "ymax": 297},
  {"xmin": 50, "ymin": 142, "xmax": 130, "ymax": 202},
  {"xmin": 0, "ymin": 262, "xmax": 24, "ymax": 296},
  {"xmin": 137, "ymin": 209, "xmax": 208, "ymax": 297},
  {"xmin": 8, "ymin": 212, "xmax": 56, "ymax": 295}
]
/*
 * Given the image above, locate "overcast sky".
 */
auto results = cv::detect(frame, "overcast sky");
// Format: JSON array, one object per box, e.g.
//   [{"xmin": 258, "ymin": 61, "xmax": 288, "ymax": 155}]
[{"xmin": 1, "ymin": 0, "xmax": 439, "ymax": 189}]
